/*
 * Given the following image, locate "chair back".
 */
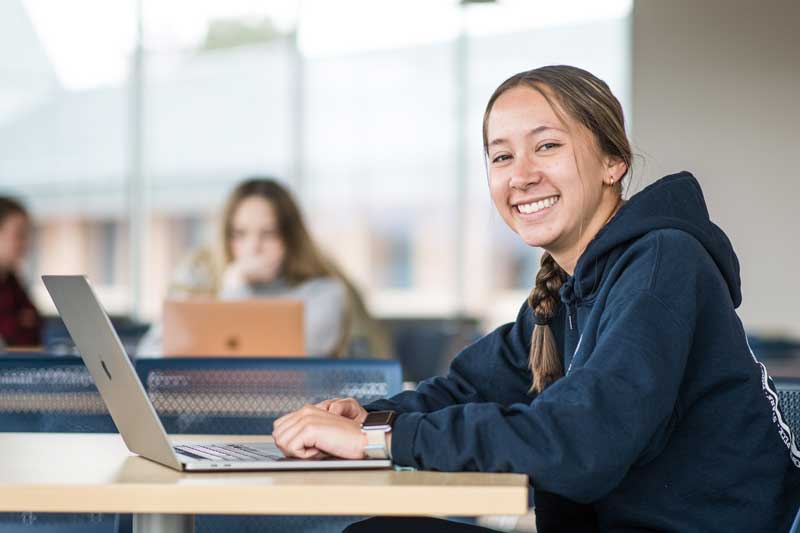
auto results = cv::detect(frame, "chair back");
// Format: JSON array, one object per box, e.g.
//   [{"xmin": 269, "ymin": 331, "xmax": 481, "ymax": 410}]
[
  {"xmin": 774, "ymin": 377, "xmax": 800, "ymax": 437},
  {"xmin": 383, "ymin": 317, "xmax": 480, "ymax": 382},
  {"xmin": 773, "ymin": 377, "xmax": 800, "ymax": 533}
]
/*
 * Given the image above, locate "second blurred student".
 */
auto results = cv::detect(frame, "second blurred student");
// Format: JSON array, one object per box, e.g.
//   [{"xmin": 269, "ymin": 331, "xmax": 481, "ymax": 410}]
[
  {"xmin": 0, "ymin": 196, "xmax": 42, "ymax": 348},
  {"xmin": 139, "ymin": 178, "xmax": 390, "ymax": 358}
]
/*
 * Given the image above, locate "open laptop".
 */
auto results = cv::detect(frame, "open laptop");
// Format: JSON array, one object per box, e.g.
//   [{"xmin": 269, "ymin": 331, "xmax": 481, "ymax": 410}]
[
  {"xmin": 163, "ymin": 299, "xmax": 305, "ymax": 357},
  {"xmin": 42, "ymin": 275, "xmax": 391, "ymax": 472}
]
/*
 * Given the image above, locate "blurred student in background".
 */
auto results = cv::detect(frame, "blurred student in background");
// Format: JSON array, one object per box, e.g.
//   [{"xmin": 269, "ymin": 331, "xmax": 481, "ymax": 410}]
[
  {"xmin": 138, "ymin": 177, "xmax": 391, "ymax": 358},
  {"xmin": 0, "ymin": 196, "xmax": 41, "ymax": 347}
]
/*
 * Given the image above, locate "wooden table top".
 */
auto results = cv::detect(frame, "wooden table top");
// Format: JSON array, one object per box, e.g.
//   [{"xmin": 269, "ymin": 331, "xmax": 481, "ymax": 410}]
[{"xmin": 0, "ymin": 433, "xmax": 528, "ymax": 516}]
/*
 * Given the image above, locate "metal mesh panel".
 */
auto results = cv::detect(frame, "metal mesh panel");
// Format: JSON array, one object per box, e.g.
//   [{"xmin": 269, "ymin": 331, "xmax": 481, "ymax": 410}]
[
  {"xmin": 0, "ymin": 359, "xmax": 115, "ymax": 433},
  {"xmin": 140, "ymin": 361, "xmax": 399, "ymax": 435},
  {"xmin": 0, "ymin": 358, "xmax": 401, "ymax": 434},
  {"xmin": 775, "ymin": 378, "xmax": 800, "ymax": 436},
  {"xmin": 197, "ymin": 514, "xmax": 362, "ymax": 533},
  {"xmin": 0, "ymin": 512, "xmax": 117, "ymax": 528}
]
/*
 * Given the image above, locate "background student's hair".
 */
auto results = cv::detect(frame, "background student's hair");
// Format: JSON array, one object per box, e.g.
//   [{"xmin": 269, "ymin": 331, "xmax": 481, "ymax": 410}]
[
  {"xmin": 0, "ymin": 195, "xmax": 31, "ymax": 272},
  {"xmin": 481, "ymin": 65, "xmax": 633, "ymax": 393},
  {"xmin": 0, "ymin": 196, "xmax": 28, "ymax": 226}
]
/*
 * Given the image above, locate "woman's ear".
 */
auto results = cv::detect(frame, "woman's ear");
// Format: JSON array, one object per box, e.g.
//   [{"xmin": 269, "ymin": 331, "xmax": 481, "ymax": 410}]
[{"xmin": 605, "ymin": 156, "xmax": 627, "ymax": 184}]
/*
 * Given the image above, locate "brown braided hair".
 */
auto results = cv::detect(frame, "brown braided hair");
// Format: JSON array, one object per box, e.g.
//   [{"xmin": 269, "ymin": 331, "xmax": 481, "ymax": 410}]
[
  {"xmin": 482, "ymin": 66, "xmax": 632, "ymax": 393},
  {"xmin": 528, "ymin": 252, "xmax": 568, "ymax": 392}
]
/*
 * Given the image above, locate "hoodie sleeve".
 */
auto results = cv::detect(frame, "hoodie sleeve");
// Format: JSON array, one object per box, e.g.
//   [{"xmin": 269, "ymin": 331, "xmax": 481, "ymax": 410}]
[
  {"xmin": 389, "ymin": 287, "xmax": 694, "ymax": 503},
  {"xmin": 364, "ymin": 302, "xmax": 535, "ymax": 414}
]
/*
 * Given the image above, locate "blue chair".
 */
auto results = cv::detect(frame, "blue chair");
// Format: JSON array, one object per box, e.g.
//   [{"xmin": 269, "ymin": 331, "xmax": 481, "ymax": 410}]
[
  {"xmin": 41, "ymin": 317, "xmax": 149, "ymax": 357},
  {"xmin": 383, "ymin": 317, "xmax": 481, "ymax": 382},
  {"xmin": 0, "ymin": 355, "xmax": 402, "ymax": 533},
  {"xmin": 774, "ymin": 378, "xmax": 800, "ymax": 533}
]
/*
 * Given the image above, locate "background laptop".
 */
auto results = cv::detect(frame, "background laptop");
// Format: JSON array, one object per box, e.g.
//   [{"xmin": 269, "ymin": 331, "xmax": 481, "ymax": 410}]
[
  {"xmin": 163, "ymin": 298, "xmax": 305, "ymax": 357},
  {"xmin": 42, "ymin": 275, "xmax": 391, "ymax": 472}
]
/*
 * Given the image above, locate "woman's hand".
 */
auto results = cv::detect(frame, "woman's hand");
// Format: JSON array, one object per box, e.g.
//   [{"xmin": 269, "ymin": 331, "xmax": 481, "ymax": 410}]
[
  {"xmin": 237, "ymin": 253, "xmax": 283, "ymax": 283},
  {"xmin": 222, "ymin": 254, "xmax": 283, "ymax": 290},
  {"xmin": 273, "ymin": 405, "xmax": 367, "ymax": 460},
  {"xmin": 315, "ymin": 398, "xmax": 368, "ymax": 424}
]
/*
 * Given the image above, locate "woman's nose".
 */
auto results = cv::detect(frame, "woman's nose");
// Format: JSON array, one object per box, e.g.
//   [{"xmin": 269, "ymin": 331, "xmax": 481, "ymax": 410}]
[{"xmin": 508, "ymin": 155, "xmax": 542, "ymax": 190}]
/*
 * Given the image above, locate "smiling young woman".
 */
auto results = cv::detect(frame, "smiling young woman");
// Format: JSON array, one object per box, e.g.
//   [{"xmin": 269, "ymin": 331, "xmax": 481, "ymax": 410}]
[
  {"xmin": 272, "ymin": 66, "xmax": 800, "ymax": 532},
  {"xmin": 485, "ymin": 85, "xmax": 626, "ymax": 272}
]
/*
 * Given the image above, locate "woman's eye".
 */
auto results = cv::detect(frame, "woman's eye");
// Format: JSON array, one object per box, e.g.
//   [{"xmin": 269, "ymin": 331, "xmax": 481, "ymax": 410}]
[
  {"xmin": 492, "ymin": 154, "xmax": 511, "ymax": 164},
  {"xmin": 538, "ymin": 142, "xmax": 561, "ymax": 152}
]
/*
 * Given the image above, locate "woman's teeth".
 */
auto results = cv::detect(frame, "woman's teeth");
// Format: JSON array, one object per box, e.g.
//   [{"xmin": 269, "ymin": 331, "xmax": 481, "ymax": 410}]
[{"xmin": 517, "ymin": 196, "xmax": 559, "ymax": 214}]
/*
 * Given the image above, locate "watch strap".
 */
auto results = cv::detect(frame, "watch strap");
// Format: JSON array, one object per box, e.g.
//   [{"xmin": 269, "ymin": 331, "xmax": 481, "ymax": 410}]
[{"xmin": 363, "ymin": 428, "xmax": 391, "ymax": 460}]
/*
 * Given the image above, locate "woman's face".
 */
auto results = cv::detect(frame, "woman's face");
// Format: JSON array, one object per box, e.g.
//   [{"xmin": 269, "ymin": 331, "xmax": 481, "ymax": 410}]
[
  {"xmin": 0, "ymin": 213, "xmax": 30, "ymax": 270},
  {"xmin": 229, "ymin": 196, "xmax": 286, "ymax": 264},
  {"xmin": 486, "ymin": 85, "xmax": 623, "ymax": 266}
]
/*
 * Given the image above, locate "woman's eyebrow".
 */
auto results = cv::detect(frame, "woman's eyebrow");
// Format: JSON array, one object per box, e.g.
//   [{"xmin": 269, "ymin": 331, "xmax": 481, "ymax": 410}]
[
  {"xmin": 489, "ymin": 125, "xmax": 566, "ymax": 147},
  {"xmin": 526, "ymin": 125, "xmax": 566, "ymax": 137}
]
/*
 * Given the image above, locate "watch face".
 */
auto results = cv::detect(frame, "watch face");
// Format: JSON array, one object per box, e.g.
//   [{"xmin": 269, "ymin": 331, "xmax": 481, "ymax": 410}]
[{"xmin": 363, "ymin": 410, "xmax": 395, "ymax": 427}]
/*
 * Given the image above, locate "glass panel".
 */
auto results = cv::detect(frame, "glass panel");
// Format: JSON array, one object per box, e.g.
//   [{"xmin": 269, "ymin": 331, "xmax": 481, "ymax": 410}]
[
  {"xmin": 0, "ymin": 0, "xmax": 632, "ymax": 331},
  {"xmin": 139, "ymin": 0, "xmax": 300, "ymax": 318},
  {"xmin": 0, "ymin": 0, "xmax": 136, "ymax": 314}
]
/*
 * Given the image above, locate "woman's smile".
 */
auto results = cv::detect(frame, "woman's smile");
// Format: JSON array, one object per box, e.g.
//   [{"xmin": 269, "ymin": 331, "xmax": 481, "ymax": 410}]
[{"xmin": 514, "ymin": 194, "xmax": 560, "ymax": 218}]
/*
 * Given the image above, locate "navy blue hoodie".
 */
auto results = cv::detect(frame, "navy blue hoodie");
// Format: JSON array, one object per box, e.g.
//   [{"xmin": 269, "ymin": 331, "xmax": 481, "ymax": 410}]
[{"xmin": 366, "ymin": 172, "xmax": 800, "ymax": 532}]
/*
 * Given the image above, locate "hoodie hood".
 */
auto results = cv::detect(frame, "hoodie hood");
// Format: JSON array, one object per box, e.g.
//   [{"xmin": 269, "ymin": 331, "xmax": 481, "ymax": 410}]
[{"xmin": 563, "ymin": 171, "xmax": 742, "ymax": 307}]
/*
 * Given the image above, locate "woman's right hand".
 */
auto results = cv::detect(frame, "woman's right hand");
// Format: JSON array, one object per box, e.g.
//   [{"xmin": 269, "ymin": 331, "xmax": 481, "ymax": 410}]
[
  {"xmin": 222, "ymin": 254, "xmax": 282, "ymax": 290},
  {"xmin": 315, "ymin": 398, "xmax": 368, "ymax": 425},
  {"xmin": 237, "ymin": 253, "xmax": 282, "ymax": 283}
]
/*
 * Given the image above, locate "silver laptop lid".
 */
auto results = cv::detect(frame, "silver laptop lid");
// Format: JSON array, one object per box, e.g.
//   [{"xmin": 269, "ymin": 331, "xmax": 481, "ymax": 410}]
[{"xmin": 42, "ymin": 275, "xmax": 182, "ymax": 470}]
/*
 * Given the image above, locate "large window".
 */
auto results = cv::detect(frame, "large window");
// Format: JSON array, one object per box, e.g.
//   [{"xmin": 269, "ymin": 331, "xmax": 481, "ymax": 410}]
[
  {"xmin": 0, "ymin": 0, "xmax": 136, "ymax": 310},
  {"xmin": 0, "ymin": 0, "xmax": 632, "ymax": 330}
]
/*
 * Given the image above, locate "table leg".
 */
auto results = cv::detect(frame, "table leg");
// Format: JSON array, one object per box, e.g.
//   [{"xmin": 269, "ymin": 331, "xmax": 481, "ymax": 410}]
[{"xmin": 133, "ymin": 513, "xmax": 194, "ymax": 533}]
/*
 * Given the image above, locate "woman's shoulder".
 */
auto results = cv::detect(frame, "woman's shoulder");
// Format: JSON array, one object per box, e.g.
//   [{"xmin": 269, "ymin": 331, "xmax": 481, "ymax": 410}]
[
  {"xmin": 292, "ymin": 276, "xmax": 347, "ymax": 299},
  {"xmin": 614, "ymin": 228, "xmax": 731, "ymax": 300},
  {"xmin": 631, "ymin": 228, "xmax": 719, "ymax": 274}
]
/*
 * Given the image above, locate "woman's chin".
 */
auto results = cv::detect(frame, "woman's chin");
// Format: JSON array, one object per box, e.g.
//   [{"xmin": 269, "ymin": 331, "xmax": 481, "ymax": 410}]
[{"xmin": 518, "ymin": 233, "xmax": 555, "ymax": 249}]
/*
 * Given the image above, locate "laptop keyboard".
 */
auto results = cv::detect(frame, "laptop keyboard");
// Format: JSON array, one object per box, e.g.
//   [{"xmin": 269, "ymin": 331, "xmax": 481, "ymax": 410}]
[{"xmin": 174, "ymin": 443, "xmax": 283, "ymax": 462}]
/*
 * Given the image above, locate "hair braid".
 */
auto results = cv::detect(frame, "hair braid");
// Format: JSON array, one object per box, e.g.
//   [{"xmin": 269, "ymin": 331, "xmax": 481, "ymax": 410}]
[{"xmin": 527, "ymin": 252, "xmax": 568, "ymax": 393}]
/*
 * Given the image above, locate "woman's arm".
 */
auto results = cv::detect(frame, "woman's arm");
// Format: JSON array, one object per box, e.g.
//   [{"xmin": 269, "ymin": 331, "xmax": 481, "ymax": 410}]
[
  {"xmin": 388, "ymin": 289, "xmax": 692, "ymax": 503},
  {"xmin": 326, "ymin": 302, "xmax": 537, "ymax": 415},
  {"xmin": 389, "ymin": 231, "xmax": 708, "ymax": 502},
  {"xmin": 277, "ymin": 287, "xmax": 692, "ymax": 504},
  {"xmin": 278, "ymin": 234, "xmax": 704, "ymax": 505}
]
